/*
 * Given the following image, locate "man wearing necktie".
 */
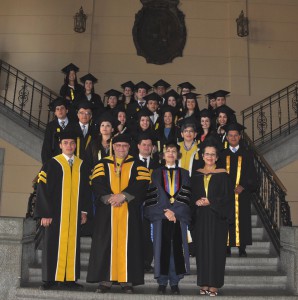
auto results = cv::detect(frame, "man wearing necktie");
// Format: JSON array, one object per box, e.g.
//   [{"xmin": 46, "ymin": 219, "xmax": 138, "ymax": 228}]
[{"xmin": 220, "ymin": 123, "xmax": 257, "ymax": 257}]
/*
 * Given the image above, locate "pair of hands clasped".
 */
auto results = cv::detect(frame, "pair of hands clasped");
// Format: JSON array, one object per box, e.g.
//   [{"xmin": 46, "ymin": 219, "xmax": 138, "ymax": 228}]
[
  {"xmin": 108, "ymin": 193, "xmax": 126, "ymax": 207},
  {"xmin": 41, "ymin": 212, "xmax": 87, "ymax": 227},
  {"xmin": 164, "ymin": 209, "xmax": 176, "ymax": 223},
  {"xmin": 196, "ymin": 197, "xmax": 210, "ymax": 206}
]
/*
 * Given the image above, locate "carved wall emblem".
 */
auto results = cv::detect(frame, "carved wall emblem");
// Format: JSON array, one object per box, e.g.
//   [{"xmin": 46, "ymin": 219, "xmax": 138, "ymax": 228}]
[{"xmin": 132, "ymin": 0, "xmax": 187, "ymax": 65}]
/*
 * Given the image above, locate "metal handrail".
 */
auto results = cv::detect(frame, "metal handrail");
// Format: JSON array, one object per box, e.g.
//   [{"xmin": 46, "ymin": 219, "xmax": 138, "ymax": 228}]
[
  {"xmin": 241, "ymin": 81, "xmax": 298, "ymax": 147},
  {"xmin": 0, "ymin": 59, "xmax": 57, "ymax": 132}
]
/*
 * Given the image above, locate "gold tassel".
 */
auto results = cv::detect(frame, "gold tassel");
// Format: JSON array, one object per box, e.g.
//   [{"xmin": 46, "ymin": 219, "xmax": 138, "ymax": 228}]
[{"xmin": 110, "ymin": 138, "xmax": 113, "ymax": 155}]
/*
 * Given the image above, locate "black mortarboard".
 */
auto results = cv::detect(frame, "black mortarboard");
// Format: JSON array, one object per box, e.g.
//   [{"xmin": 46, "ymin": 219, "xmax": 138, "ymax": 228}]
[
  {"xmin": 164, "ymin": 89, "xmax": 180, "ymax": 100},
  {"xmin": 213, "ymin": 89, "xmax": 230, "ymax": 98},
  {"xmin": 177, "ymin": 116, "xmax": 198, "ymax": 131},
  {"xmin": 215, "ymin": 105, "xmax": 235, "ymax": 117},
  {"xmin": 177, "ymin": 82, "xmax": 196, "ymax": 91},
  {"xmin": 164, "ymin": 141, "xmax": 181, "ymax": 152},
  {"xmin": 223, "ymin": 122, "xmax": 246, "ymax": 133},
  {"xmin": 184, "ymin": 92, "xmax": 200, "ymax": 99},
  {"xmin": 137, "ymin": 108, "xmax": 153, "ymax": 119},
  {"xmin": 160, "ymin": 105, "xmax": 176, "ymax": 117},
  {"xmin": 153, "ymin": 79, "xmax": 171, "ymax": 89},
  {"xmin": 144, "ymin": 92, "xmax": 162, "ymax": 103},
  {"xmin": 104, "ymin": 89, "xmax": 122, "ymax": 98},
  {"xmin": 121, "ymin": 81, "xmax": 135, "ymax": 90},
  {"xmin": 137, "ymin": 132, "xmax": 156, "ymax": 144},
  {"xmin": 205, "ymin": 93, "xmax": 216, "ymax": 100},
  {"xmin": 61, "ymin": 63, "xmax": 79, "ymax": 74},
  {"xmin": 112, "ymin": 134, "xmax": 131, "ymax": 144},
  {"xmin": 76, "ymin": 101, "xmax": 92, "ymax": 110},
  {"xmin": 58, "ymin": 130, "xmax": 77, "ymax": 142},
  {"xmin": 49, "ymin": 97, "xmax": 68, "ymax": 112},
  {"xmin": 97, "ymin": 114, "xmax": 120, "ymax": 130},
  {"xmin": 134, "ymin": 81, "xmax": 152, "ymax": 92},
  {"xmin": 80, "ymin": 73, "xmax": 98, "ymax": 84},
  {"xmin": 200, "ymin": 135, "xmax": 223, "ymax": 152},
  {"xmin": 200, "ymin": 108, "xmax": 212, "ymax": 119}
]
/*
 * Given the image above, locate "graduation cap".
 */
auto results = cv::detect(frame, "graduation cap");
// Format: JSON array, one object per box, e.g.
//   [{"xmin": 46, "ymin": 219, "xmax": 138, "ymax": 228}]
[
  {"xmin": 178, "ymin": 116, "xmax": 198, "ymax": 132},
  {"xmin": 137, "ymin": 108, "xmax": 153, "ymax": 119},
  {"xmin": 184, "ymin": 92, "xmax": 200, "ymax": 100},
  {"xmin": 61, "ymin": 63, "xmax": 79, "ymax": 74},
  {"xmin": 214, "ymin": 105, "xmax": 235, "ymax": 117},
  {"xmin": 97, "ymin": 114, "xmax": 120, "ymax": 130},
  {"xmin": 200, "ymin": 108, "xmax": 212, "ymax": 119},
  {"xmin": 121, "ymin": 81, "xmax": 135, "ymax": 90},
  {"xmin": 153, "ymin": 79, "xmax": 171, "ymax": 89},
  {"xmin": 144, "ymin": 92, "xmax": 162, "ymax": 103},
  {"xmin": 177, "ymin": 82, "xmax": 196, "ymax": 91},
  {"xmin": 58, "ymin": 130, "xmax": 77, "ymax": 142},
  {"xmin": 134, "ymin": 81, "xmax": 152, "ymax": 92},
  {"xmin": 80, "ymin": 73, "xmax": 98, "ymax": 84},
  {"xmin": 76, "ymin": 101, "xmax": 92, "ymax": 110},
  {"xmin": 112, "ymin": 134, "xmax": 131, "ymax": 144},
  {"xmin": 48, "ymin": 97, "xmax": 68, "ymax": 112},
  {"xmin": 164, "ymin": 140, "xmax": 181, "ymax": 152},
  {"xmin": 205, "ymin": 93, "xmax": 216, "ymax": 100},
  {"xmin": 213, "ymin": 89, "xmax": 230, "ymax": 98},
  {"xmin": 137, "ymin": 132, "xmax": 157, "ymax": 144},
  {"xmin": 200, "ymin": 135, "xmax": 223, "ymax": 152},
  {"xmin": 160, "ymin": 105, "xmax": 176, "ymax": 117},
  {"xmin": 223, "ymin": 122, "xmax": 246, "ymax": 134},
  {"xmin": 104, "ymin": 89, "xmax": 122, "ymax": 98},
  {"xmin": 164, "ymin": 89, "xmax": 180, "ymax": 100}
]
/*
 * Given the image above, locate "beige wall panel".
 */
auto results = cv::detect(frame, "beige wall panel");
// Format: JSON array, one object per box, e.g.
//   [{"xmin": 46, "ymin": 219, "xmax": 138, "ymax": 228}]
[
  {"xmin": 93, "ymin": 0, "xmax": 141, "ymax": 16},
  {"xmin": 186, "ymin": 19, "xmax": 228, "ymax": 38},
  {"xmin": 91, "ymin": 36, "xmax": 135, "ymax": 54},
  {"xmin": 94, "ymin": 17, "xmax": 134, "ymax": 36},
  {"xmin": 0, "ymin": 192, "xmax": 28, "ymax": 217}
]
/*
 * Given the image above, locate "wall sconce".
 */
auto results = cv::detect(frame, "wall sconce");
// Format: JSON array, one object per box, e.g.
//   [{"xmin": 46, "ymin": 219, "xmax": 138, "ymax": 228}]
[
  {"xmin": 74, "ymin": 6, "xmax": 87, "ymax": 33},
  {"xmin": 236, "ymin": 10, "xmax": 249, "ymax": 37}
]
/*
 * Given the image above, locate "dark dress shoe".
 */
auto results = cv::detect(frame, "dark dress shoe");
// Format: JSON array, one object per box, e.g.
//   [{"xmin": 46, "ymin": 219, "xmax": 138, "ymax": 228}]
[
  {"xmin": 122, "ymin": 285, "xmax": 134, "ymax": 293},
  {"xmin": 96, "ymin": 284, "xmax": 111, "ymax": 293},
  {"xmin": 226, "ymin": 247, "xmax": 231, "ymax": 257},
  {"xmin": 157, "ymin": 285, "xmax": 166, "ymax": 294},
  {"xmin": 65, "ymin": 282, "xmax": 84, "ymax": 290},
  {"xmin": 171, "ymin": 285, "xmax": 180, "ymax": 295},
  {"xmin": 39, "ymin": 281, "xmax": 58, "ymax": 290},
  {"xmin": 239, "ymin": 249, "xmax": 247, "ymax": 257},
  {"xmin": 144, "ymin": 265, "xmax": 154, "ymax": 273}
]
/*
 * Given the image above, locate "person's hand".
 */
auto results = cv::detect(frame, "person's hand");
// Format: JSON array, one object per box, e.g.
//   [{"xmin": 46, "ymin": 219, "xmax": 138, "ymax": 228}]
[
  {"xmin": 41, "ymin": 218, "xmax": 52, "ymax": 227},
  {"xmin": 235, "ymin": 185, "xmax": 244, "ymax": 194},
  {"xmin": 81, "ymin": 212, "xmax": 87, "ymax": 224},
  {"xmin": 164, "ymin": 209, "xmax": 176, "ymax": 223},
  {"xmin": 109, "ymin": 193, "xmax": 126, "ymax": 207},
  {"xmin": 196, "ymin": 197, "xmax": 210, "ymax": 206}
]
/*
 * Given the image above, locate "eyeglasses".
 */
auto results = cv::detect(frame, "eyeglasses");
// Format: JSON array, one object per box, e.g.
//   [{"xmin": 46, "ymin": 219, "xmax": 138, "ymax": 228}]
[
  {"xmin": 183, "ymin": 129, "xmax": 195, "ymax": 134},
  {"xmin": 203, "ymin": 153, "xmax": 217, "ymax": 157},
  {"xmin": 114, "ymin": 144, "xmax": 129, "ymax": 148},
  {"xmin": 78, "ymin": 111, "xmax": 92, "ymax": 116}
]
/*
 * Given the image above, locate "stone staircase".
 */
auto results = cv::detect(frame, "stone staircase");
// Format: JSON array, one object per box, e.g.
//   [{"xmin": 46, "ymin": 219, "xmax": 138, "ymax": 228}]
[{"xmin": 13, "ymin": 206, "xmax": 298, "ymax": 300}]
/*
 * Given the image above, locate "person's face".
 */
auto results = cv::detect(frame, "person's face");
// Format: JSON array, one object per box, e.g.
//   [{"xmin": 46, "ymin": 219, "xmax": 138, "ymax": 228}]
[
  {"xmin": 84, "ymin": 80, "xmax": 93, "ymax": 92},
  {"xmin": 108, "ymin": 96, "xmax": 118, "ymax": 108},
  {"xmin": 155, "ymin": 86, "xmax": 166, "ymax": 96},
  {"xmin": 68, "ymin": 70, "xmax": 76, "ymax": 82},
  {"xmin": 77, "ymin": 108, "xmax": 92, "ymax": 124},
  {"xmin": 59, "ymin": 139, "xmax": 76, "ymax": 157},
  {"xmin": 163, "ymin": 112, "xmax": 173, "ymax": 126},
  {"xmin": 136, "ymin": 88, "xmax": 147, "ymax": 99},
  {"xmin": 113, "ymin": 142, "xmax": 130, "ymax": 158},
  {"xmin": 55, "ymin": 105, "xmax": 68, "ymax": 119},
  {"xmin": 100, "ymin": 121, "xmax": 113, "ymax": 136},
  {"xmin": 201, "ymin": 117, "xmax": 211, "ymax": 129},
  {"xmin": 147, "ymin": 100, "xmax": 159, "ymax": 113},
  {"xmin": 218, "ymin": 112, "xmax": 228, "ymax": 126},
  {"xmin": 181, "ymin": 126, "xmax": 196, "ymax": 142},
  {"xmin": 140, "ymin": 116, "xmax": 150, "ymax": 130},
  {"xmin": 216, "ymin": 97, "xmax": 226, "ymax": 107},
  {"xmin": 137, "ymin": 139, "xmax": 153, "ymax": 157},
  {"xmin": 118, "ymin": 112, "xmax": 126, "ymax": 125},
  {"xmin": 167, "ymin": 96, "xmax": 177, "ymax": 107},
  {"xmin": 203, "ymin": 146, "xmax": 217, "ymax": 167},
  {"xmin": 186, "ymin": 98, "xmax": 196, "ymax": 111},
  {"xmin": 123, "ymin": 87, "xmax": 133, "ymax": 97},
  {"xmin": 164, "ymin": 146, "xmax": 178, "ymax": 165},
  {"xmin": 209, "ymin": 98, "xmax": 216, "ymax": 109},
  {"xmin": 226, "ymin": 130, "xmax": 241, "ymax": 147}
]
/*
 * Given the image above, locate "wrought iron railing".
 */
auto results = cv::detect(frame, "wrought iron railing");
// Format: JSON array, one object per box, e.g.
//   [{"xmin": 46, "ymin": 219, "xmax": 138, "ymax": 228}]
[
  {"xmin": 0, "ymin": 60, "xmax": 57, "ymax": 132},
  {"xmin": 243, "ymin": 133, "xmax": 292, "ymax": 254},
  {"xmin": 241, "ymin": 81, "xmax": 298, "ymax": 147}
]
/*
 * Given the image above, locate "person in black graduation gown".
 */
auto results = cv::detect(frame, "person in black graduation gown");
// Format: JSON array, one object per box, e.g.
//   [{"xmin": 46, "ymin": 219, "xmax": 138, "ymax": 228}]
[
  {"xmin": 103, "ymin": 89, "xmax": 125, "ymax": 117},
  {"xmin": 41, "ymin": 97, "xmax": 74, "ymax": 164},
  {"xmin": 177, "ymin": 82, "xmax": 196, "ymax": 110},
  {"xmin": 152, "ymin": 79, "xmax": 171, "ymax": 107},
  {"xmin": 114, "ymin": 107, "xmax": 130, "ymax": 135},
  {"xmin": 78, "ymin": 73, "xmax": 104, "ymax": 122},
  {"xmin": 35, "ymin": 131, "xmax": 92, "ymax": 290},
  {"xmin": 164, "ymin": 89, "xmax": 184, "ymax": 122},
  {"xmin": 191, "ymin": 137, "xmax": 233, "ymax": 296},
  {"xmin": 59, "ymin": 63, "xmax": 84, "ymax": 121},
  {"xmin": 220, "ymin": 123, "xmax": 258, "ymax": 257},
  {"xmin": 135, "ymin": 133, "xmax": 160, "ymax": 273},
  {"xmin": 120, "ymin": 81, "xmax": 135, "ymax": 109},
  {"xmin": 144, "ymin": 92, "xmax": 162, "ymax": 132}
]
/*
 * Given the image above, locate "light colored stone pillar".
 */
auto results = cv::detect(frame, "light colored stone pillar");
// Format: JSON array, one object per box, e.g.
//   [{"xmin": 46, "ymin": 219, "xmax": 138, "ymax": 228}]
[{"xmin": 280, "ymin": 226, "xmax": 298, "ymax": 295}]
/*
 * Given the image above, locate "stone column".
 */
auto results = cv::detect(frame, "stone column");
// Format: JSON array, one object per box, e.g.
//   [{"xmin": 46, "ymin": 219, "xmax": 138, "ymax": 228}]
[{"xmin": 280, "ymin": 226, "xmax": 298, "ymax": 295}]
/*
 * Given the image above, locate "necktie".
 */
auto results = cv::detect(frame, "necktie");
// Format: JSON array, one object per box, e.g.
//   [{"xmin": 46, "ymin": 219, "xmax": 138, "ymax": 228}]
[
  {"xmin": 232, "ymin": 147, "xmax": 237, "ymax": 153},
  {"xmin": 82, "ymin": 125, "xmax": 86, "ymax": 137},
  {"xmin": 61, "ymin": 121, "xmax": 65, "ymax": 130},
  {"xmin": 68, "ymin": 159, "xmax": 73, "ymax": 167},
  {"xmin": 143, "ymin": 157, "xmax": 147, "ymax": 168}
]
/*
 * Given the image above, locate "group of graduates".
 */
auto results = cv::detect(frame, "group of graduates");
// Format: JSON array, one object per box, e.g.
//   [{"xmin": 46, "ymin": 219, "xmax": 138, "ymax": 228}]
[{"xmin": 35, "ymin": 63, "xmax": 258, "ymax": 296}]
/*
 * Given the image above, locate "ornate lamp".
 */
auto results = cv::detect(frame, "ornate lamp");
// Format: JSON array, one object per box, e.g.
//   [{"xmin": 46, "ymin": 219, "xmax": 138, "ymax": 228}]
[
  {"xmin": 236, "ymin": 10, "xmax": 249, "ymax": 37},
  {"xmin": 74, "ymin": 6, "xmax": 87, "ymax": 33}
]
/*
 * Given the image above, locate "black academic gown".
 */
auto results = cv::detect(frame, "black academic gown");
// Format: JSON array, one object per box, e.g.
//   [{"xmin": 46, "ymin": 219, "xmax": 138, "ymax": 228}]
[
  {"xmin": 191, "ymin": 169, "xmax": 233, "ymax": 288},
  {"xmin": 87, "ymin": 155, "xmax": 150, "ymax": 285},
  {"xmin": 156, "ymin": 125, "xmax": 179, "ymax": 153},
  {"xmin": 221, "ymin": 145, "xmax": 258, "ymax": 247},
  {"xmin": 41, "ymin": 119, "xmax": 74, "ymax": 165},
  {"xmin": 34, "ymin": 155, "xmax": 91, "ymax": 282}
]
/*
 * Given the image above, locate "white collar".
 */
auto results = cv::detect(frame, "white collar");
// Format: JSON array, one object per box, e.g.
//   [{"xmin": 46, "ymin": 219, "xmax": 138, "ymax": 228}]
[
  {"xmin": 62, "ymin": 153, "xmax": 75, "ymax": 162},
  {"xmin": 229, "ymin": 145, "xmax": 240, "ymax": 151}
]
